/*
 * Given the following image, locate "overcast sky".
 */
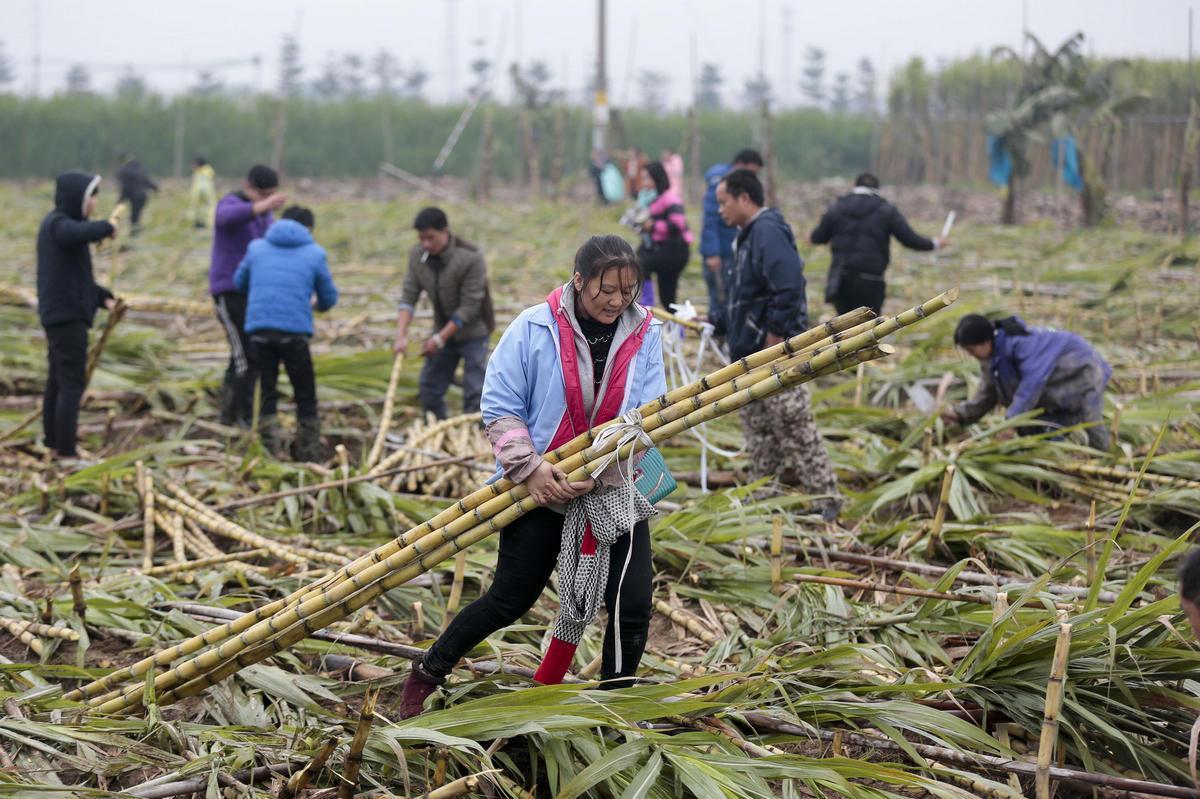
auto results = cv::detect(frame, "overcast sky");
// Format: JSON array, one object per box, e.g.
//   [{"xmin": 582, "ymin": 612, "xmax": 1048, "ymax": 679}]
[{"xmin": 5, "ymin": 0, "xmax": 1196, "ymax": 106}]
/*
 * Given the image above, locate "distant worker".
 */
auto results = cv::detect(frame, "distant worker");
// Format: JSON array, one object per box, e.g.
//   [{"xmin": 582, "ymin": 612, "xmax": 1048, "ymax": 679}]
[
  {"xmin": 713, "ymin": 169, "xmax": 841, "ymax": 519},
  {"xmin": 808, "ymin": 173, "xmax": 945, "ymax": 316},
  {"xmin": 116, "ymin": 154, "xmax": 159, "ymax": 235},
  {"xmin": 234, "ymin": 206, "xmax": 338, "ymax": 461},
  {"xmin": 35, "ymin": 172, "xmax": 119, "ymax": 464},
  {"xmin": 393, "ymin": 207, "xmax": 495, "ymax": 420},
  {"xmin": 209, "ymin": 164, "xmax": 287, "ymax": 427},
  {"xmin": 636, "ymin": 161, "xmax": 693, "ymax": 311},
  {"xmin": 941, "ymin": 315, "xmax": 1112, "ymax": 451},
  {"xmin": 699, "ymin": 149, "xmax": 763, "ymax": 316},
  {"xmin": 189, "ymin": 156, "xmax": 216, "ymax": 229},
  {"xmin": 661, "ymin": 148, "xmax": 685, "ymax": 196}
]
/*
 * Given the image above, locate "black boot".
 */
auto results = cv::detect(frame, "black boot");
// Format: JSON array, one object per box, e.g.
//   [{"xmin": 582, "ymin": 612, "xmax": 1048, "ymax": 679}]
[
  {"xmin": 292, "ymin": 417, "xmax": 322, "ymax": 462},
  {"xmin": 259, "ymin": 415, "xmax": 284, "ymax": 457}
]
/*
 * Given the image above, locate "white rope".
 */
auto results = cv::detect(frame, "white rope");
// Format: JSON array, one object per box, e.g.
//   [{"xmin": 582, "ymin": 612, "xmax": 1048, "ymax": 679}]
[{"xmin": 659, "ymin": 302, "xmax": 739, "ymax": 492}]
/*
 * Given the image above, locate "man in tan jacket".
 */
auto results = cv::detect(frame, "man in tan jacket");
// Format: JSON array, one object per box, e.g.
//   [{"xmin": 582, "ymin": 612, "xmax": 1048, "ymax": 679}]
[{"xmin": 394, "ymin": 207, "xmax": 495, "ymax": 418}]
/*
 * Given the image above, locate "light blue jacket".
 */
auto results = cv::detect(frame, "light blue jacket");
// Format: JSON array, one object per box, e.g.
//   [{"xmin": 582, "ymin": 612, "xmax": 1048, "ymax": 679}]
[
  {"xmin": 481, "ymin": 287, "xmax": 666, "ymax": 479},
  {"xmin": 233, "ymin": 219, "xmax": 338, "ymax": 335}
]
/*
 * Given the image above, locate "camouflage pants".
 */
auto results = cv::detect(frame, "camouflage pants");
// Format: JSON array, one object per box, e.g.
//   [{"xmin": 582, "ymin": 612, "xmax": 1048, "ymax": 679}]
[{"xmin": 740, "ymin": 384, "xmax": 840, "ymax": 510}]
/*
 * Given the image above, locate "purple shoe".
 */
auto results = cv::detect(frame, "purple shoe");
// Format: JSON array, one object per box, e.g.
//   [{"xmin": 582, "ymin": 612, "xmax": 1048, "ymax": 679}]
[{"xmin": 398, "ymin": 662, "xmax": 444, "ymax": 719}]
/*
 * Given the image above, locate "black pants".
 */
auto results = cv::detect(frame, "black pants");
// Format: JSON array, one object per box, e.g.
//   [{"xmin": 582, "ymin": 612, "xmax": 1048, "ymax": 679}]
[
  {"xmin": 250, "ymin": 330, "xmax": 317, "ymax": 420},
  {"xmin": 424, "ymin": 506, "xmax": 652, "ymax": 686},
  {"xmin": 213, "ymin": 292, "xmax": 256, "ymax": 425},
  {"xmin": 640, "ymin": 239, "xmax": 690, "ymax": 310},
  {"xmin": 833, "ymin": 272, "xmax": 887, "ymax": 316},
  {"xmin": 42, "ymin": 322, "xmax": 89, "ymax": 457},
  {"xmin": 418, "ymin": 336, "xmax": 489, "ymax": 420},
  {"xmin": 121, "ymin": 192, "xmax": 148, "ymax": 227}
]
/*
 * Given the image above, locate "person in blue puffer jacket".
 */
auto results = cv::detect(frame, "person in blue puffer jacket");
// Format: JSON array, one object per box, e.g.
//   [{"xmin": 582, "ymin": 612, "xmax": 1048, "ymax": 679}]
[
  {"xmin": 233, "ymin": 206, "xmax": 338, "ymax": 460},
  {"xmin": 942, "ymin": 314, "xmax": 1112, "ymax": 450}
]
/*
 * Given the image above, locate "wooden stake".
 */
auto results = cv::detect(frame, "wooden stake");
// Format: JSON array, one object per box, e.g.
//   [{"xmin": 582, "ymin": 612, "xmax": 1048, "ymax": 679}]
[{"xmin": 1036, "ymin": 620, "xmax": 1072, "ymax": 799}]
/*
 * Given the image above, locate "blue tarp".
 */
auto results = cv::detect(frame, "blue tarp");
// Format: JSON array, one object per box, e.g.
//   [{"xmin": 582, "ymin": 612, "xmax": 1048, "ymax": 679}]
[
  {"xmin": 1051, "ymin": 135, "xmax": 1085, "ymax": 191},
  {"xmin": 987, "ymin": 135, "xmax": 1013, "ymax": 187}
]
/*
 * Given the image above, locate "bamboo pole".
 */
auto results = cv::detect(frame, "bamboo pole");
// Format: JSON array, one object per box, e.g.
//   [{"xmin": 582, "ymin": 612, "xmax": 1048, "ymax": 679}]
[
  {"xmin": 76, "ymin": 292, "xmax": 956, "ymax": 708},
  {"xmin": 1036, "ymin": 619, "xmax": 1072, "ymax": 799},
  {"xmin": 337, "ymin": 686, "xmax": 378, "ymax": 799}
]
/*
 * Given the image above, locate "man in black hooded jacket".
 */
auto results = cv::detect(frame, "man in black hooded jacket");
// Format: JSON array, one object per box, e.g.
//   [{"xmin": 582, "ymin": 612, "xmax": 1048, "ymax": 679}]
[
  {"xmin": 808, "ymin": 173, "xmax": 945, "ymax": 316},
  {"xmin": 36, "ymin": 172, "xmax": 118, "ymax": 460}
]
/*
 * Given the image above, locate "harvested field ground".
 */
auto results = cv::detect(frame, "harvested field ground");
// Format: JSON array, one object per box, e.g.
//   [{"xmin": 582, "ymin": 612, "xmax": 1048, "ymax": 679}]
[{"xmin": 0, "ymin": 178, "xmax": 1197, "ymax": 797}]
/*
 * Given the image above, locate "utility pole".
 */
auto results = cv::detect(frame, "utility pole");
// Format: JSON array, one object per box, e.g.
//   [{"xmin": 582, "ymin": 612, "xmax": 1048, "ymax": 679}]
[
  {"xmin": 593, "ymin": 0, "xmax": 608, "ymax": 153},
  {"xmin": 780, "ymin": 3, "xmax": 793, "ymax": 108},
  {"xmin": 32, "ymin": 1, "xmax": 41, "ymax": 97},
  {"xmin": 446, "ymin": 0, "xmax": 458, "ymax": 103}
]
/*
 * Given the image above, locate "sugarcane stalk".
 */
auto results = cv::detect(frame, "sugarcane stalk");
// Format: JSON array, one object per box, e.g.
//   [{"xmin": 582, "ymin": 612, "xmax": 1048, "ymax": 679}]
[
  {"xmin": 1085, "ymin": 500, "xmax": 1097, "ymax": 585},
  {"xmin": 795, "ymin": 573, "xmax": 1004, "ymax": 606},
  {"xmin": 0, "ymin": 618, "xmax": 79, "ymax": 642},
  {"xmin": 925, "ymin": 464, "xmax": 956, "ymax": 556},
  {"xmin": 1035, "ymin": 620, "xmax": 1072, "ymax": 799},
  {"xmin": 654, "ymin": 598, "xmax": 719, "ymax": 645},
  {"xmin": 170, "ymin": 514, "xmax": 186, "ymax": 564},
  {"xmin": 69, "ymin": 564, "xmax": 86, "ymax": 624},
  {"xmin": 280, "ymin": 737, "xmax": 337, "ymax": 799},
  {"xmin": 769, "ymin": 516, "xmax": 783, "ymax": 589},
  {"xmin": 94, "ymin": 342, "xmax": 898, "ymax": 711},
  {"xmin": 99, "ymin": 549, "xmax": 269, "ymax": 583},
  {"xmin": 72, "ymin": 317, "xmax": 880, "ymax": 701},
  {"xmin": 425, "ymin": 772, "xmax": 500, "ymax": 799},
  {"xmin": 137, "ymin": 343, "xmax": 904, "ymax": 711},
  {"xmin": 445, "ymin": 550, "xmax": 468, "ymax": 624},
  {"xmin": 364, "ymin": 352, "xmax": 404, "ymax": 469},
  {"xmin": 1059, "ymin": 461, "xmax": 1200, "ymax": 491},
  {"xmin": 77, "ymin": 293, "xmax": 954, "ymax": 708},
  {"xmin": 337, "ymin": 686, "xmax": 378, "ymax": 799},
  {"xmin": 138, "ymin": 465, "xmax": 155, "ymax": 571},
  {"xmin": 160, "ymin": 484, "xmax": 345, "ymax": 567},
  {"xmin": 0, "ymin": 617, "xmax": 44, "ymax": 655},
  {"xmin": 84, "ymin": 298, "xmax": 127, "ymax": 388}
]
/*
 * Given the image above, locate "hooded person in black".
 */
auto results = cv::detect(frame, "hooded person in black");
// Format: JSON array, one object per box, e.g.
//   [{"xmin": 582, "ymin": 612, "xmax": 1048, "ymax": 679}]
[
  {"xmin": 808, "ymin": 173, "xmax": 945, "ymax": 315},
  {"xmin": 36, "ymin": 171, "xmax": 118, "ymax": 459},
  {"xmin": 116, "ymin": 155, "xmax": 158, "ymax": 234}
]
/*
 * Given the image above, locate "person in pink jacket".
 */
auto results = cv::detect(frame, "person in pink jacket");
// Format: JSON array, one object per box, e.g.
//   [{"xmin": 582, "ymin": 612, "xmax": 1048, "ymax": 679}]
[
  {"xmin": 636, "ymin": 161, "xmax": 694, "ymax": 310},
  {"xmin": 661, "ymin": 149, "xmax": 685, "ymax": 196}
]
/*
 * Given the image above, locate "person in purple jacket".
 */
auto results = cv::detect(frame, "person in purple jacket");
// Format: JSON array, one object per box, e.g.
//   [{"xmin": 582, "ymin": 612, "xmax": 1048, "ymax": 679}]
[
  {"xmin": 942, "ymin": 315, "xmax": 1112, "ymax": 450},
  {"xmin": 209, "ymin": 164, "xmax": 287, "ymax": 426}
]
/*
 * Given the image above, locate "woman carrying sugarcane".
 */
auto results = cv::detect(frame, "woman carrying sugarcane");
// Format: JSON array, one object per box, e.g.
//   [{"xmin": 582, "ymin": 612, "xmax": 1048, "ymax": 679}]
[
  {"xmin": 399, "ymin": 234, "xmax": 667, "ymax": 718},
  {"xmin": 941, "ymin": 314, "xmax": 1112, "ymax": 450}
]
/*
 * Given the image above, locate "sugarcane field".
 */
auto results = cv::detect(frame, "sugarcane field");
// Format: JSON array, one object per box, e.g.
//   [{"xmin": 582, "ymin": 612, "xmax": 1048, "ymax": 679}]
[{"xmin": 2, "ymin": 2, "xmax": 1200, "ymax": 797}]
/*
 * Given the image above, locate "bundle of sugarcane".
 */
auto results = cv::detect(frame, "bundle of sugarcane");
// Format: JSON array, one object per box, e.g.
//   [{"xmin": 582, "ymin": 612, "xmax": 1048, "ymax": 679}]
[
  {"xmin": 1055, "ymin": 461, "xmax": 1200, "ymax": 492},
  {"xmin": 68, "ymin": 290, "xmax": 956, "ymax": 713},
  {"xmin": 371, "ymin": 412, "xmax": 492, "ymax": 498}
]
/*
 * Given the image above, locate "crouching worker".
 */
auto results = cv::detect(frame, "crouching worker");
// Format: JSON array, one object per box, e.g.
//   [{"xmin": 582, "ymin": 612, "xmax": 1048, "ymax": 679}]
[
  {"xmin": 37, "ymin": 172, "xmax": 119, "ymax": 463},
  {"xmin": 941, "ymin": 314, "xmax": 1111, "ymax": 450},
  {"xmin": 398, "ymin": 235, "xmax": 667, "ymax": 718},
  {"xmin": 233, "ymin": 206, "xmax": 338, "ymax": 461}
]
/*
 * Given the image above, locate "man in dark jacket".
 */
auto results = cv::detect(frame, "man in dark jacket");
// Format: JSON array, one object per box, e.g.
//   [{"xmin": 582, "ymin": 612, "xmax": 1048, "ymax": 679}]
[
  {"xmin": 36, "ymin": 172, "xmax": 118, "ymax": 460},
  {"xmin": 209, "ymin": 164, "xmax": 287, "ymax": 426},
  {"xmin": 116, "ymin": 155, "xmax": 159, "ymax": 234},
  {"xmin": 808, "ymin": 173, "xmax": 945, "ymax": 316},
  {"xmin": 393, "ymin": 207, "xmax": 495, "ymax": 419},
  {"xmin": 699, "ymin": 149, "xmax": 762, "ymax": 315},
  {"xmin": 713, "ymin": 169, "xmax": 841, "ymax": 519}
]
